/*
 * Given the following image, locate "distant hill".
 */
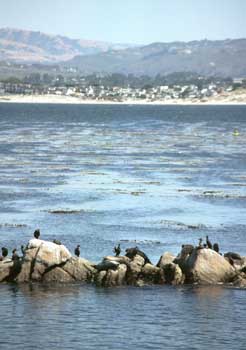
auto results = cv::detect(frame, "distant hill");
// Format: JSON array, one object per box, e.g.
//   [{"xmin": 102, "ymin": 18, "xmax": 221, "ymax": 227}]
[
  {"xmin": 0, "ymin": 28, "xmax": 133, "ymax": 63},
  {"xmin": 1, "ymin": 29, "xmax": 245, "ymax": 78},
  {"xmin": 66, "ymin": 39, "xmax": 246, "ymax": 77}
]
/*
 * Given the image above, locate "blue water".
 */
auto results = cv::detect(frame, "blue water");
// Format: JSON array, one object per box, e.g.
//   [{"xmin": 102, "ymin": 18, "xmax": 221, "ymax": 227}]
[{"xmin": 0, "ymin": 103, "xmax": 246, "ymax": 349}]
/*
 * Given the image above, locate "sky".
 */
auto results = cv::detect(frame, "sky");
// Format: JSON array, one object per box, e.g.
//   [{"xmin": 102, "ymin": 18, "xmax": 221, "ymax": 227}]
[{"xmin": 0, "ymin": 0, "xmax": 246, "ymax": 44}]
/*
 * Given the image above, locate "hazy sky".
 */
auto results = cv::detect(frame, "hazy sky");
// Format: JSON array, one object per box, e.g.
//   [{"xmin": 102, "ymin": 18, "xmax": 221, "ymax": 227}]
[{"xmin": 1, "ymin": 0, "xmax": 245, "ymax": 44}]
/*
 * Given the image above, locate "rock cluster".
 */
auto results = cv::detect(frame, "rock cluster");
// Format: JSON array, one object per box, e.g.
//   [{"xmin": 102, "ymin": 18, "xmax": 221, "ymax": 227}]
[
  {"xmin": 0, "ymin": 239, "xmax": 95, "ymax": 284},
  {"xmin": 0, "ymin": 239, "xmax": 245, "ymax": 288}
]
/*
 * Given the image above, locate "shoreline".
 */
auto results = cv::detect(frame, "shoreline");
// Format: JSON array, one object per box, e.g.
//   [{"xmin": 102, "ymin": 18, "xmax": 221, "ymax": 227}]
[{"xmin": 0, "ymin": 94, "xmax": 246, "ymax": 105}]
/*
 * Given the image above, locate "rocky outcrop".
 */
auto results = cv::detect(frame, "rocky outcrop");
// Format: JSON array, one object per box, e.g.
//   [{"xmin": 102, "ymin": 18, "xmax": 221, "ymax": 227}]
[
  {"xmin": 95, "ymin": 264, "xmax": 127, "ymax": 287},
  {"xmin": 17, "ymin": 239, "xmax": 72, "ymax": 282},
  {"xmin": 42, "ymin": 267, "xmax": 74, "ymax": 283},
  {"xmin": 0, "ymin": 239, "xmax": 245, "ymax": 288},
  {"xmin": 162, "ymin": 263, "xmax": 184, "ymax": 285},
  {"xmin": 157, "ymin": 252, "xmax": 175, "ymax": 269},
  {"xmin": 224, "ymin": 253, "xmax": 246, "ymax": 272},
  {"xmin": 178, "ymin": 248, "xmax": 236, "ymax": 284},
  {"xmin": 0, "ymin": 259, "xmax": 22, "ymax": 282},
  {"xmin": 232, "ymin": 272, "xmax": 246, "ymax": 288},
  {"xmin": 140, "ymin": 263, "xmax": 165, "ymax": 284},
  {"xmin": 43, "ymin": 257, "xmax": 96, "ymax": 283},
  {"xmin": 156, "ymin": 252, "xmax": 184, "ymax": 285},
  {"xmin": 126, "ymin": 254, "xmax": 146, "ymax": 285},
  {"xmin": 94, "ymin": 254, "xmax": 163, "ymax": 287}
]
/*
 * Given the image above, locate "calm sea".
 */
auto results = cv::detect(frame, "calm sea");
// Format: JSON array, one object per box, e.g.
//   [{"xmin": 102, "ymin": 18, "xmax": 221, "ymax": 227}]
[{"xmin": 0, "ymin": 103, "xmax": 245, "ymax": 349}]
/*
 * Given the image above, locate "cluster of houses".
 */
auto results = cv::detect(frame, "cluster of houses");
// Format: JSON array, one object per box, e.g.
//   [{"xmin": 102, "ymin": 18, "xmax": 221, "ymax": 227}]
[{"xmin": 0, "ymin": 80, "xmax": 241, "ymax": 102}]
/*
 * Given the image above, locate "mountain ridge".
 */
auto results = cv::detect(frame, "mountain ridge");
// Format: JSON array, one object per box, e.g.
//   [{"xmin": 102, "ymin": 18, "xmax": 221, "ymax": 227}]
[
  {"xmin": 0, "ymin": 28, "xmax": 246, "ymax": 78},
  {"xmin": 0, "ymin": 27, "xmax": 134, "ymax": 63},
  {"xmin": 66, "ymin": 38, "xmax": 246, "ymax": 77}
]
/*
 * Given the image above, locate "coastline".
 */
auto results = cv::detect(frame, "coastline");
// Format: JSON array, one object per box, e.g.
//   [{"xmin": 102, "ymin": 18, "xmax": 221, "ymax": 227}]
[{"xmin": 0, "ymin": 93, "xmax": 246, "ymax": 105}]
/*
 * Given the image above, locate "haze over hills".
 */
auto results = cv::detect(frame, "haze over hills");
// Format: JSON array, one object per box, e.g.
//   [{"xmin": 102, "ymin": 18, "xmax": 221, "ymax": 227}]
[
  {"xmin": 67, "ymin": 39, "xmax": 246, "ymax": 77},
  {"xmin": 0, "ymin": 28, "xmax": 133, "ymax": 63},
  {"xmin": 0, "ymin": 28, "xmax": 246, "ymax": 78}
]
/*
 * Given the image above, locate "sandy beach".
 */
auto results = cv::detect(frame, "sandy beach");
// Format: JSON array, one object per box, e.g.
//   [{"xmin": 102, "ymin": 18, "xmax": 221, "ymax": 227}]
[{"xmin": 0, "ymin": 91, "xmax": 246, "ymax": 105}]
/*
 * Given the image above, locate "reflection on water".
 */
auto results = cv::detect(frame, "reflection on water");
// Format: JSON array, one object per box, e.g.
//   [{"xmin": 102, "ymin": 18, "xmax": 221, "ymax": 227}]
[
  {"xmin": 0, "ymin": 104, "xmax": 246, "ymax": 349},
  {"xmin": 0, "ymin": 283, "xmax": 245, "ymax": 350}
]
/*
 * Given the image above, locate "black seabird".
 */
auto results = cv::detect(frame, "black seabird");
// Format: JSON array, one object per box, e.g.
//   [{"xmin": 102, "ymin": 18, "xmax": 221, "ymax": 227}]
[
  {"xmin": 74, "ymin": 245, "xmax": 80, "ymax": 257},
  {"xmin": 12, "ymin": 249, "xmax": 20, "ymax": 261},
  {"xmin": 206, "ymin": 235, "xmax": 212, "ymax": 249},
  {"xmin": 213, "ymin": 243, "xmax": 219, "ymax": 253},
  {"xmin": 114, "ymin": 244, "xmax": 121, "ymax": 257},
  {"xmin": 34, "ymin": 229, "xmax": 40, "ymax": 239}
]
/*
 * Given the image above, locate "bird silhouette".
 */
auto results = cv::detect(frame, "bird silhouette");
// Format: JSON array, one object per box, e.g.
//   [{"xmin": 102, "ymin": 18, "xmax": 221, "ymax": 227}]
[
  {"xmin": 74, "ymin": 245, "xmax": 80, "ymax": 257},
  {"xmin": 206, "ymin": 235, "xmax": 212, "ymax": 249},
  {"xmin": 113, "ymin": 244, "xmax": 121, "ymax": 257}
]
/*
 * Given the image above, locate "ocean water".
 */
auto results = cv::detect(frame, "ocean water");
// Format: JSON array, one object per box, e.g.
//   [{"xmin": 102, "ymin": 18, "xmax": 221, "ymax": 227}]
[{"xmin": 0, "ymin": 103, "xmax": 245, "ymax": 349}]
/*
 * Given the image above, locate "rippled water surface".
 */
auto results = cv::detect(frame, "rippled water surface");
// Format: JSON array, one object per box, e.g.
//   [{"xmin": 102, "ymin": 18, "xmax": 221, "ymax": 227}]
[{"xmin": 0, "ymin": 103, "xmax": 246, "ymax": 349}]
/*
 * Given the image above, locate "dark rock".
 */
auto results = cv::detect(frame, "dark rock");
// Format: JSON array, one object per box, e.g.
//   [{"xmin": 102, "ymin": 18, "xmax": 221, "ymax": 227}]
[
  {"xmin": 95, "ymin": 260, "xmax": 120, "ymax": 272},
  {"xmin": 224, "ymin": 252, "xmax": 242, "ymax": 260},
  {"xmin": 125, "ymin": 247, "xmax": 151, "ymax": 264},
  {"xmin": 0, "ymin": 259, "xmax": 22, "ymax": 282},
  {"xmin": 162, "ymin": 263, "xmax": 184, "ymax": 285}
]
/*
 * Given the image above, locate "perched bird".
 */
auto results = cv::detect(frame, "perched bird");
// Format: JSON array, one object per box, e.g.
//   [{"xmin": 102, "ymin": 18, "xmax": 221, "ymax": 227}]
[
  {"xmin": 213, "ymin": 243, "xmax": 220, "ymax": 253},
  {"xmin": 74, "ymin": 245, "xmax": 80, "ymax": 257},
  {"xmin": 198, "ymin": 238, "xmax": 203, "ymax": 248},
  {"xmin": 206, "ymin": 235, "xmax": 212, "ymax": 249},
  {"xmin": 1, "ymin": 247, "xmax": 8, "ymax": 257},
  {"xmin": 113, "ymin": 244, "xmax": 121, "ymax": 257},
  {"xmin": 33, "ymin": 229, "xmax": 40, "ymax": 239},
  {"xmin": 21, "ymin": 245, "xmax": 26, "ymax": 255},
  {"xmin": 12, "ymin": 249, "xmax": 20, "ymax": 261}
]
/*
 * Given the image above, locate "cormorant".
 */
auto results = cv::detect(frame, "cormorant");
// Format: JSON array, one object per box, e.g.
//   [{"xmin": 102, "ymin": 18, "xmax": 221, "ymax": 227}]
[
  {"xmin": 113, "ymin": 244, "xmax": 121, "ymax": 257},
  {"xmin": 74, "ymin": 245, "xmax": 80, "ymax": 257},
  {"xmin": 34, "ymin": 229, "xmax": 40, "ymax": 239},
  {"xmin": 21, "ymin": 245, "xmax": 26, "ymax": 255},
  {"xmin": 206, "ymin": 235, "xmax": 212, "ymax": 249},
  {"xmin": 0, "ymin": 247, "xmax": 9, "ymax": 261},
  {"xmin": 198, "ymin": 238, "xmax": 203, "ymax": 248},
  {"xmin": 213, "ymin": 243, "xmax": 219, "ymax": 253},
  {"xmin": 1, "ymin": 247, "xmax": 8, "ymax": 257},
  {"xmin": 12, "ymin": 249, "xmax": 20, "ymax": 261}
]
